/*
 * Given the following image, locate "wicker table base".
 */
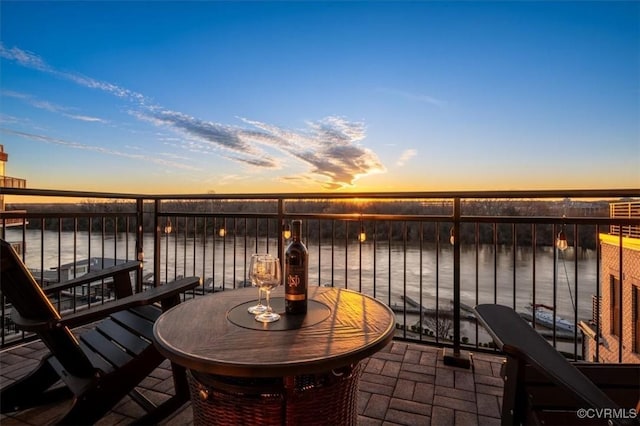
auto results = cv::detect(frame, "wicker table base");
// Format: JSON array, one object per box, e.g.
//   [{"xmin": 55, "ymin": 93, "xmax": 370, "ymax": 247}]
[{"xmin": 187, "ymin": 363, "xmax": 361, "ymax": 426}]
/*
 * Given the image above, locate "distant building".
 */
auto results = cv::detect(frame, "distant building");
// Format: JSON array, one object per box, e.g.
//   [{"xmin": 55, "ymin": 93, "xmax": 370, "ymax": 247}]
[
  {"xmin": 580, "ymin": 201, "xmax": 640, "ymax": 364},
  {"xmin": 0, "ymin": 144, "xmax": 27, "ymax": 228}
]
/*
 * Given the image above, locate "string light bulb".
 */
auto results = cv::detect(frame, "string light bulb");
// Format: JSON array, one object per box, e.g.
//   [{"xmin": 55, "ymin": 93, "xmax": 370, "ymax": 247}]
[
  {"xmin": 358, "ymin": 227, "xmax": 367, "ymax": 243},
  {"xmin": 164, "ymin": 219, "xmax": 172, "ymax": 234},
  {"xmin": 283, "ymin": 222, "xmax": 291, "ymax": 240},
  {"xmin": 556, "ymin": 229, "xmax": 568, "ymax": 251},
  {"xmin": 218, "ymin": 227, "xmax": 226, "ymax": 237}
]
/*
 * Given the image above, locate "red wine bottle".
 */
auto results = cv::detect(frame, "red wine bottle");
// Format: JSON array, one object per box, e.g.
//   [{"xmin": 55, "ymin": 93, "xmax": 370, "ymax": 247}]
[{"xmin": 285, "ymin": 220, "xmax": 308, "ymax": 314}]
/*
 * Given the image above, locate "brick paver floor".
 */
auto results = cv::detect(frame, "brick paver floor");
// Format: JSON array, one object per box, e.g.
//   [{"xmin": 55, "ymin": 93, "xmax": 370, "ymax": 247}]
[{"xmin": 1, "ymin": 340, "xmax": 505, "ymax": 425}]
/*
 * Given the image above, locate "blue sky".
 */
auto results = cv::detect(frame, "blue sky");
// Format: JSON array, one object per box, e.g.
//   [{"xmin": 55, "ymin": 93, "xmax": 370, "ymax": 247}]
[{"xmin": 1, "ymin": 1, "xmax": 638, "ymax": 194}]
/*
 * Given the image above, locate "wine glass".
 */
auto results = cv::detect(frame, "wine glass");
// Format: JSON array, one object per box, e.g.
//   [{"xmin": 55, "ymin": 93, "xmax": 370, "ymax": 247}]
[
  {"xmin": 253, "ymin": 255, "xmax": 282, "ymax": 323},
  {"xmin": 247, "ymin": 254, "xmax": 268, "ymax": 314}
]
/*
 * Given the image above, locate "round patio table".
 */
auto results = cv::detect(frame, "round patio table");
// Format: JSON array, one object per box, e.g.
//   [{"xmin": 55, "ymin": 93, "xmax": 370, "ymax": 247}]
[{"xmin": 153, "ymin": 286, "xmax": 395, "ymax": 426}]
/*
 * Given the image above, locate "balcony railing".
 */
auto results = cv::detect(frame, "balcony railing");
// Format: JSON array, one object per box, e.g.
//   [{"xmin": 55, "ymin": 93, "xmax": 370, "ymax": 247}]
[
  {"xmin": 610, "ymin": 201, "xmax": 640, "ymax": 238},
  {"xmin": 0, "ymin": 176, "xmax": 27, "ymax": 189},
  {"xmin": 1, "ymin": 187, "xmax": 638, "ymax": 363}
]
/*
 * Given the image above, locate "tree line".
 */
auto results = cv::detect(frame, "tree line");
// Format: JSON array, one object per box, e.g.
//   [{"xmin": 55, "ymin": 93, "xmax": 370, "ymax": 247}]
[{"xmin": 10, "ymin": 198, "xmax": 610, "ymax": 250}]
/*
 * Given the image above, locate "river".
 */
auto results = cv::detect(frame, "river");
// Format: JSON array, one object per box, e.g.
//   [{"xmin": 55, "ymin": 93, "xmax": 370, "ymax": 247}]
[{"xmin": 4, "ymin": 229, "xmax": 598, "ymax": 325}]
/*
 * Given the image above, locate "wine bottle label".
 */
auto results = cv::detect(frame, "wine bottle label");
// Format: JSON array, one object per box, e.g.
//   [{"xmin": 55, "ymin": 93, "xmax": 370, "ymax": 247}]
[
  {"xmin": 288, "ymin": 274, "xmax": 301, "ymax": 287},
  {"xmin": 286, "ymin": 293, "xmax": 306, "ymax": 301},
  {"xmin": 286, "ymin": 266, "xmax": 306, "ymax": 299}
]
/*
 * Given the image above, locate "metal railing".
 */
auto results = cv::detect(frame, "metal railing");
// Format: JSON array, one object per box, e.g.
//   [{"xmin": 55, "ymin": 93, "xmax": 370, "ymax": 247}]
[
  {"xmin": 610, "ymin": 201, "xmax": 640, "ymax": 239},
  {"xmin": 1, "ymin": 187, "xmax": 639, "ymax": 363},
  {"xmin": 0, "ymin": 176, "xmax": 27, "ymax": 189}
]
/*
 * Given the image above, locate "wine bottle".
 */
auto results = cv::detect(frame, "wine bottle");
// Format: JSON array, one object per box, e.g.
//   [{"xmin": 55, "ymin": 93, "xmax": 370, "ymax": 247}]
[{"xmin": 285, "ymin": 220, "xmax": 308, "ymax": 314}]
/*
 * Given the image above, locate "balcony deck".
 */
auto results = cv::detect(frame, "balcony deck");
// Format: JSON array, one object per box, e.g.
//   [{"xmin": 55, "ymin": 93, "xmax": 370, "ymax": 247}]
[{"xmin": 1, "ymin": 339, "xmax": 504, "ymax": 426}]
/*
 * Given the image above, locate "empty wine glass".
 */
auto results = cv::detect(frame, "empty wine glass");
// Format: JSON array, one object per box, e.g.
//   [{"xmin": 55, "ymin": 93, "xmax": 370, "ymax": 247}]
[
  {"xmin": 253, "ymin": 255, "xmax": 281, "ymax": 323},
  {"xmin": 248, "ymin": 254, "xmax": 268, "ymax": 314}
]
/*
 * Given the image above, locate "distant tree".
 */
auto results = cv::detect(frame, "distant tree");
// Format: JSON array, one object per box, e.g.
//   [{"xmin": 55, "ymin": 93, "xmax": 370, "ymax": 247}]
[{"xmin": 423, "ymin": 314, "xmax": 453, "ymax": 340}]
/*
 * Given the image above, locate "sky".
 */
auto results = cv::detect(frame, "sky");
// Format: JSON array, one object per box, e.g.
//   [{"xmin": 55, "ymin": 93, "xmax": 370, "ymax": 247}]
[{"xmin": 1, "ymin": 1, "xmax": 639, "ymax": 195}]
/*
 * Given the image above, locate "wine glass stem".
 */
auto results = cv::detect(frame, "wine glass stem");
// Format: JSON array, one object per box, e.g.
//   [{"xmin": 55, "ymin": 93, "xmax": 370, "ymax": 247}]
[
  {"xmin": 265, "ymin": 290, "xmax": 272, "ymax": 313},
  {"xmin": 258, "ymin": 288, "xmax": 263, "ymax": 305}
]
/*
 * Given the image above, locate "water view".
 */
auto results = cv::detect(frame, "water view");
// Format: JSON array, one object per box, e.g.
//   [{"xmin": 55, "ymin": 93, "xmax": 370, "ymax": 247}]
[{"xmin": 6, "ymin": 229, "xmax": 597, "ymax": 325}]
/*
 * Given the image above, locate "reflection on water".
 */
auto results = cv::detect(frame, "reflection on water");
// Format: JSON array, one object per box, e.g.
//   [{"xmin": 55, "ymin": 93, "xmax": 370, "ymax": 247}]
[{"xmin": 5, "ymin": 229, "xmax": 597, "ymax": 324}]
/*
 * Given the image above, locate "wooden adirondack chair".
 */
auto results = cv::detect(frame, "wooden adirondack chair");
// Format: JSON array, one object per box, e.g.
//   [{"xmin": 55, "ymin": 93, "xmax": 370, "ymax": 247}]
[
  {"xmin": 474, "ymin": 304, "xmax": 640, "ymax": 426},
  {"xmin": 0, "ymin": 239, "xmax": 200, "ymax": 425}
]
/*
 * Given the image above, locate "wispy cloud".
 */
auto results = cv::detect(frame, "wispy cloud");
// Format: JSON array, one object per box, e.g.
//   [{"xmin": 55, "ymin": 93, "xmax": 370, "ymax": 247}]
[
  {"xmin": 2, "ymin": 90, "xmax": 108, "ymax": 123},
  {"xmin": 288, "ymin": 117, "xmax": 385, "ymax": 188},
  {"xmin": 136, "ymin": 110, "xmax": 385, "ymax": 188},
  {"xmin": 377, "ymin": 87, "xmax": 444, "ymax": 107},
  {"xmin": 0, "ymin": 45, "xmax": 49, "ymax": 71},
  {"xmin": 0, "ymin": 128, "xmax": 200, "ymax": 171},
  {"xmin": 0, "ymin": 113, "xmax": 23, "ymax": 125},
  {"xmin": 1, "ymin": 43, "xmax": 386, "ymax": 189},
  {"xmin": 396, "ymin": 149, "xmax": 417, "ymax": 166},
  {"xmin": 65, "ymin": 114, "xmax": 107, "ymax": 123},
  {"xmin": 0, "ymin": 43, "xmax": 149, "ymax": 104},
  {"xmin": 139, "ymin": 108, "xmax": 276, "ymax": 163},
  {"xmin": 240, "ymin": 116, "xmax": 386, "ymax": 188}
]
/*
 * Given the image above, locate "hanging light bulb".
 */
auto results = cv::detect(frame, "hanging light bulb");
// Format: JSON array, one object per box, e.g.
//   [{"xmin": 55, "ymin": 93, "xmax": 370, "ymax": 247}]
[
  {"xmin": 358, "ymin": 225, "xmax": 367, "ymax": 243},
  {"xmin": 218, "ymin": 227, "xmax": 226, "ymax": 237},
  {"xmin": 556, "ymin": 228, "xmax": 568, "ymax": 251},
  {"xmin": 283, "ymin": 222, "xmax": 291, "ymax": 240},
  {"xmin": 164, "ymin": 218, "xmax": 172, "ymax": 234},
  {"xmin": 449, "ymin": 227, "xmax": 455, "ymax": 245}
]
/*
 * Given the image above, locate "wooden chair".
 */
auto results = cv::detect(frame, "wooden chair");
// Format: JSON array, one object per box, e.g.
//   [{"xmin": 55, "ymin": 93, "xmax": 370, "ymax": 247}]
[
  {"xmin": 0, "ymin": 239, "xmax": 200, "ymax": 425},
  {"xmin": 474, "ymin": 304, "xmax": 640, "ymax": 426}
]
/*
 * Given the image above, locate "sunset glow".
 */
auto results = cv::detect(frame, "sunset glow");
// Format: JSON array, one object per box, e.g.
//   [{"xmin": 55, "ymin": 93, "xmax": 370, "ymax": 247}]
[{"xmin": 1, "ymin": 2, "xmax": 638, "ymax": 194}]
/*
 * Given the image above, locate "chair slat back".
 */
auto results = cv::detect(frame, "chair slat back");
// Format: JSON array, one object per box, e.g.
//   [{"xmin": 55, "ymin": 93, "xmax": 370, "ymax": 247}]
[
  {"xmin": 0, "ymin": 239, "xmax": 95, "ymax": 376},
  {"xmin": 475, "ymin": 304, "xmax": 624, "ymax": 415}
]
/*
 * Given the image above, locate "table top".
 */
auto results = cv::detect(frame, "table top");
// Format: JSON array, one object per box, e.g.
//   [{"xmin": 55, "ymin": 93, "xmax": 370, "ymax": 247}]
[{"xmin": 153, "ymin": 286, "xmax": 396, "ymax": 377}]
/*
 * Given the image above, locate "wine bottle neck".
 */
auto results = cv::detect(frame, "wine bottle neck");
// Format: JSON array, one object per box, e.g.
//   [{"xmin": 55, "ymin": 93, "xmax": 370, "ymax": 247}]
[{"xmin": 292, "ymin": 220, "xmax": 302, "ymax": 241}]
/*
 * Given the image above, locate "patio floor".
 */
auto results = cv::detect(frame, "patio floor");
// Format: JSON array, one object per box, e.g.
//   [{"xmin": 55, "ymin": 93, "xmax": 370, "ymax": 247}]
[{"xmin": 1, "ymin": 339, "xmax": 505, "ymax": 425}]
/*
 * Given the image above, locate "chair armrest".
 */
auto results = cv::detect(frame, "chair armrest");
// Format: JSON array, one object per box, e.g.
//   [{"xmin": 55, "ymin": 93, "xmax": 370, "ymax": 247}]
[
  {"xmin": 10, "ymin": 311, "xmax": 52, "ymax": 330},
  {"xmin": 474, "ymin": 304, "xmax": 623, "ymax": 413},
  {"xmin": 13, "ymin": 277, "xmax": 200, "ymax": 331},
  {"xmin": 61, "ymin": 277, "xmax": 200, "ymax": 328},
  {"xmin": 43, "ymin": 261, "xmax": 141, "ymax": 295}
]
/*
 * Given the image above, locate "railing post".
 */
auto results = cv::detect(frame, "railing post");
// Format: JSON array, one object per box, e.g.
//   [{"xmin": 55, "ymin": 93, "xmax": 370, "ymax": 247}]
[
  {"xmin": 618, "ymin": 228, "xmax": 624, "ymax": 363},
  {"xmin": 278, "ymin": 198, "xmax": 285, "ymax": 283},
  {"xmin": 135, "ymin": 198, "xmax": 144, "ymax": 293},
  {"xmin": 154, "ymin": 199, "xmax": 161, "ymax": 287},
  {"xmin": 443, "ymin": 197, "xmax": 470, "ymax": 368}
]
